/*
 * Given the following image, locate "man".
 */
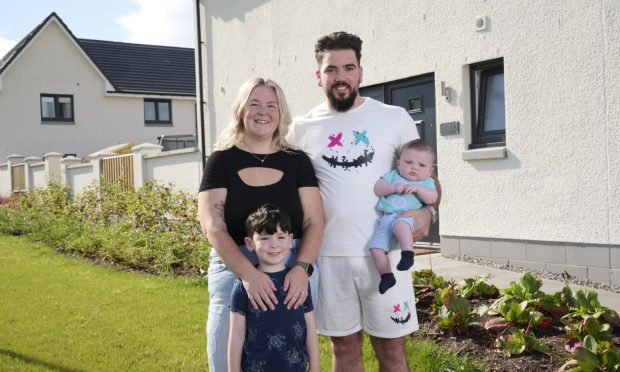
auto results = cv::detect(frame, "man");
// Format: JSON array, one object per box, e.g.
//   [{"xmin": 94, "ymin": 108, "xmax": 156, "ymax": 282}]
[{"xmin": 286, "ymin": 32, "xmax": 439, "ymax": 371}]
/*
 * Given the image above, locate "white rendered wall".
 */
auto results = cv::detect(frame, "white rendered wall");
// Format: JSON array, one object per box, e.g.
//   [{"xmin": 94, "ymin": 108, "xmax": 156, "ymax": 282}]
[
  {"xmin": 605, "ymin": 0, "xmax": 620, "ymax": 244},
  {"xmin": 0, "ymin": 19, "xmax": 196, "ymax": 161},
  {"xmin": 66, "ymin": 164, "xmax": 96, "ymax": 196},
  {"xmin": 0, "ymin": 164, "xmax": 9, "ymax": 197},
  {"xmin": 200, "ymin": 0, "xmax": 619, "ymax": 246},
  {"xmin": 145, "ymin": 148, "xmax": 202, "ymax": 194},
  {"xmin": 30, "ymin": 163, "xmax": 46, "ymax": 189}
]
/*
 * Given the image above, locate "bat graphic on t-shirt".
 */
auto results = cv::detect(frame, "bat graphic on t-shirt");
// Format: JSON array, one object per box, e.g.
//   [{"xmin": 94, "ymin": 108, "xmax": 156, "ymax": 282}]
[
  {"xmin": 391, "ymin": 312, "xmax": 411, "ymax": 325},
  {"xmin": 322, "ymin": 149, "xmax": 374, "ymax": 170}
]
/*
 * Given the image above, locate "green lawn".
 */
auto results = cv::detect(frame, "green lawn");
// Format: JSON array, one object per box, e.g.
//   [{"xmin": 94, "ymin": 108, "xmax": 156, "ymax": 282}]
[
  {"xmin": 0, "ymin": 235, "xmax": 208, "ymax": 371},
  {"xmin": 0, "ymin": 235, "xmax": 481, "ymax": 371}
]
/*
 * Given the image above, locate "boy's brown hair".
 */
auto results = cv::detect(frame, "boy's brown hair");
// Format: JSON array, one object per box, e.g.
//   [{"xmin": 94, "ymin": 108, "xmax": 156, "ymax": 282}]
[{"xmin": 245, "ymin": 204, "xmax": 292, "ymax": 237}]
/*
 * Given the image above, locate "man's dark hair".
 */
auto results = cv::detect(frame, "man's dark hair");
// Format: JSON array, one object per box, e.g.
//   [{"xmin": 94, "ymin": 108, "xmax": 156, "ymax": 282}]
[
  {"xmin": 245, "ymin": 204, "xmax": 292, "ymax": 237},
  {"xmin": 400, "ymin": 139, "xmax": 436, "ymax": 160},
  {"xmin": 314, "ymin": 31, "xmax": 363, "ymax": 66}
]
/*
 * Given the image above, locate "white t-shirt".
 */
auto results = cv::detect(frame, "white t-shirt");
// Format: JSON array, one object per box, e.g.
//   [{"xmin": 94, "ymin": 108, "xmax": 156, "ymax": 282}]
[{"xmin": 287, "ymin": 97, "xmax": 420, "ymax": 257}]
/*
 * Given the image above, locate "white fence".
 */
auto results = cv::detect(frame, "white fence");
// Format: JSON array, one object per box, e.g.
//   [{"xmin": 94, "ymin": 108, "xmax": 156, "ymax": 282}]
[{"xmin": 0, "ymin": 143, "xmax": 203, "ymax": 198}]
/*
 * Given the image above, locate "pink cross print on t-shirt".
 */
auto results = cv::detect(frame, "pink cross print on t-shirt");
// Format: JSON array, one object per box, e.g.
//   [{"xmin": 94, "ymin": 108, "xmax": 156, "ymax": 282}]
[{"xmin": 327, "ymin": 132, "xmax": 343, "ymax": 148}]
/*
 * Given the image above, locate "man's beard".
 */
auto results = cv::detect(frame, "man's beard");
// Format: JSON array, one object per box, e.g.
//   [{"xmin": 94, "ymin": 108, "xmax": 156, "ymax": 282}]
[{"xmin": 326, "ymin": 83, "xmax": 358, "ymax": 112}]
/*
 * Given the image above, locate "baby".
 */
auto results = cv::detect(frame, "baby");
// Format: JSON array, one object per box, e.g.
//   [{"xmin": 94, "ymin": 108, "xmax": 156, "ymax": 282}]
[{"xmin": 369, "ymin": 139, "xmax": 438, "ymax": 294}]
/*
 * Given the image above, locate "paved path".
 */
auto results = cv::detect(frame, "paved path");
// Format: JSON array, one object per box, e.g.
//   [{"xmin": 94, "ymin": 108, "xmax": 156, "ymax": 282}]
[{"xmin": 415, "ymin": 254, "xmax": 620, "ymax": 312}]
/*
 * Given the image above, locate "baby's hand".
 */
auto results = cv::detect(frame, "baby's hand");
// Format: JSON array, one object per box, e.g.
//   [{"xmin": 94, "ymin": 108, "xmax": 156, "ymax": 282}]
[
  {"xmin": 392, "ymin": 183, "xmax": 406, "ymax": 194},
  {"xmin": 402, "ymin": 184, "xmax": 418, "ymax": 194}
]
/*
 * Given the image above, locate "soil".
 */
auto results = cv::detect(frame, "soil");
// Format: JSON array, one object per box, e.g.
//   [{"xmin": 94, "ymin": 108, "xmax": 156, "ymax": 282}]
[{"xmin": 410, "ymin": 297, "xmax": 571, "ymax": 371}]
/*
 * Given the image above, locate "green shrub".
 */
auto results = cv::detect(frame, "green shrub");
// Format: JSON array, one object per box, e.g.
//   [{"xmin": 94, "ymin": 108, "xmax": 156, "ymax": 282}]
[{"xmin": 0, "ymin": 181, "xmax": 209, "ymax": 276}]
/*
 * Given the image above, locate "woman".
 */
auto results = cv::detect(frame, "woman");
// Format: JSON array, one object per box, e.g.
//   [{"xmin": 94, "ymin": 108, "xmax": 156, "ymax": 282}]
[{"xmin": 197, "ymin": 77, "xmax": 324, "ymax": 372}]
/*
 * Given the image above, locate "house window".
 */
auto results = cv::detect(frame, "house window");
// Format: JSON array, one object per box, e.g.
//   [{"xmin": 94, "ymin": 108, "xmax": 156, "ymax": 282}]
[
  {"xmin": 41, "ymin": 94, "xmax": 74, "ymax": 122},
  {"xmin": 144, "ymin": 99, "xmax": 172, "ymax": 124},
  {"xmin": 470, "ymin": 58, "xmax": 505, "ymax": 148}
]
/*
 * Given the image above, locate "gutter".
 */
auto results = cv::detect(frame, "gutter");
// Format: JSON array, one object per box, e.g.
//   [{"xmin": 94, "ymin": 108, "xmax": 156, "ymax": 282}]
[{"xmin": 195, "ymin": 0, "xmax": 207, "ymax": 171}]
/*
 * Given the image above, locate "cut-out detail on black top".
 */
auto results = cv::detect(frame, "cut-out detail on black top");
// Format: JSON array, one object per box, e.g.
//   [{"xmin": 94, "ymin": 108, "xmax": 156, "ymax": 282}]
[{"xmin": 200, "ymin": 146, "xmax": 318, "ymax": 244}]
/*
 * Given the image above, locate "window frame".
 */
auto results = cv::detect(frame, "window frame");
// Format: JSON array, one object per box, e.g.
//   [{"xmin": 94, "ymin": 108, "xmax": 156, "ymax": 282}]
[
  {"xmin": 40, "ymin": 94, "xmax": 75, "ymax": 122},
  {"xmin": 144, "ymin": 98, "xmax": 172, "ymax": 125},
  {"xmin": 469, "ymin": 58, "xmax": 505, "ymax": 148}
]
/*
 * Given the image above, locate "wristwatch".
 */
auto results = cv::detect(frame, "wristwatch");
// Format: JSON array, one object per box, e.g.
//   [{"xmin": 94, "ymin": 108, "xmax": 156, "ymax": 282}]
[
  {"xmin": 426, "ymin": 205, "xmax": 438, "ymax": 224},
  {"xmin": 294, "ymin": 260, "xmax": 314, "ymax": 277}
]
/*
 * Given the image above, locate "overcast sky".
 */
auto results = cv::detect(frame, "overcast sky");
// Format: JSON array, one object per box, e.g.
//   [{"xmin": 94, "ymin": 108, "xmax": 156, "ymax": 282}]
[{"xmin": 0, "ymin": 0, "xmax": 195, "ymax": 57}]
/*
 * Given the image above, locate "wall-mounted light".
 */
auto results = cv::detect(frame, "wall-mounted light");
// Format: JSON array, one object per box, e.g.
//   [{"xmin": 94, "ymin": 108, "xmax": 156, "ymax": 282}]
[
  {"xmin": 440, "ymin": 81, "xmax": 451, "ymax": 102},
  {"xmin": 475, "ymin": 15, "xmax": 489, "ymax": 32}
]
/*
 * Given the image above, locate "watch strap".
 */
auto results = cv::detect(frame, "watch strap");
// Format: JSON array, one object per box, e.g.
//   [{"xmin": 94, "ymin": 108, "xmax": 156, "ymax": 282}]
[
  {"xmin": 294, "ymin": 260, "xmax": 314, "ymax": 277},
  {"xmin": 426, "ymin": 205, "xmax": 438, "ymax": 224}
]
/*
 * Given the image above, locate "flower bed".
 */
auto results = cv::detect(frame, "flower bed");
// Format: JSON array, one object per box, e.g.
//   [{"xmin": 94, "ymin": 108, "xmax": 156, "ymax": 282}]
[{"xmin": 411, "ymin": 270, "xmax": 620, "ymax": 371}]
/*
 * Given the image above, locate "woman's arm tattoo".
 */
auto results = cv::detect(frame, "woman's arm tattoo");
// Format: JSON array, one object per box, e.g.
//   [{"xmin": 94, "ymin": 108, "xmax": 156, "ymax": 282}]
[
  {"xmin": 303, "ymin": 216, "xmax": 312, "ymax": 229},
  {"xmin": 213, "ymin": 200, "xmax": 227, "ymax": 231}
]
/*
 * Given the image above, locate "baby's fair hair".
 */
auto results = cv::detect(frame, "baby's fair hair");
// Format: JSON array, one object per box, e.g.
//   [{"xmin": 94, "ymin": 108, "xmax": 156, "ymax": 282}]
[
  {"xmin": 399, "ymin": 139, "xmax": 436, "ymax": 161},
  {"xmin": 245, "ymin": 204, "xmax": 292, "ymax": 237}
]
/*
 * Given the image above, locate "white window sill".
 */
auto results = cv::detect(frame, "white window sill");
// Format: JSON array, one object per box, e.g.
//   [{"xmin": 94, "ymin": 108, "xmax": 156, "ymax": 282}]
[{"xmin": 461, "ymin": 146, "xmax": 507, "ymax": 161}]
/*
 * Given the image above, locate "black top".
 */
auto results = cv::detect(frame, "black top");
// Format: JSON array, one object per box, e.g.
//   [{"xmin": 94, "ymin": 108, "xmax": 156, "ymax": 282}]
[{"xmin": 199, "ymin": 146, "xmax": 318, "ymax": 244}]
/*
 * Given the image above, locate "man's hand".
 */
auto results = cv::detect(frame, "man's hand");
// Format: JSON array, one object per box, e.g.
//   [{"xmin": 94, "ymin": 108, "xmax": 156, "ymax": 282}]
[
  {"xmin": 241, "ymin": 268, "xmax": 277, "ymax": 311},
  {"xmin": 283, "ymin": 266, "xmax": 309, "ymax": 310},
  {"xmin": 399, "ymin": 208, "xmax": 432, "ymax": 241}
]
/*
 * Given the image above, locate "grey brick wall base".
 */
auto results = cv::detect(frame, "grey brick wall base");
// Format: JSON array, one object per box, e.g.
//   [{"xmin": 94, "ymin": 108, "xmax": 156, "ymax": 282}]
[{"xmin": 440, "ymin": 236, "xmax": 620, "ymax": 286}]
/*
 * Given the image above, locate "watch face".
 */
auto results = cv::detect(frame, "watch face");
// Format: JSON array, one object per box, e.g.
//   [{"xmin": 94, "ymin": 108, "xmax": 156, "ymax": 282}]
[{"xmin": 295, "ymin": 261, "xmax": 313, "ymax": 276}]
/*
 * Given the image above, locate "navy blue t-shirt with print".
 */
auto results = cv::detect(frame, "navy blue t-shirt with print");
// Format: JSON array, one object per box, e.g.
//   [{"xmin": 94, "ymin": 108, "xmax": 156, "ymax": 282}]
[{"xmin": 230, "ymin": 268, "xmax": 314, "ymax": 372}]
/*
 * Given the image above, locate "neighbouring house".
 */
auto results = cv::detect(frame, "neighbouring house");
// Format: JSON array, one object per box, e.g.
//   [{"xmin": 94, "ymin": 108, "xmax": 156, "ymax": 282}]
[
  {"xmin": 194, "ymin": 1, "xmax": 620, "ymax": 285},
  {"xmin": 0, "ymin": 12, "xmax": 196, "ymax": 161}
]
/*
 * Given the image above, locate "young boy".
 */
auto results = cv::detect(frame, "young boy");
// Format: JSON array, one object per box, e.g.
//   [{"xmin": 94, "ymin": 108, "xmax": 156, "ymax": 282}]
[
  {"xmin": 228, "ymin": 204, "xmax": 320, "ymax": 372},
  {"xmin": 369, "ymin": 139, "xmax": 438, "ymax": 294}
]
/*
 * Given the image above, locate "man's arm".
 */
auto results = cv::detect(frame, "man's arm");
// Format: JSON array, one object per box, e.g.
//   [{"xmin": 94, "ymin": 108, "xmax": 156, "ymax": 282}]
[
  {"xmin": 283, "ymin": 186, "xmax": 324, "ymax": 309},
  {"xmin": 430, "ymin": 172, "xmax": 442, "ymax": 209}
]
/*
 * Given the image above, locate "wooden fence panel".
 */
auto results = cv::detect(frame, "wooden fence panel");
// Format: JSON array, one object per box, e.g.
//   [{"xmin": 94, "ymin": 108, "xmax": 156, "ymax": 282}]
[
  {"xmin": 11, "ymin": 164, "xmax": 26, "ymax": 192},
  {"xmin": 101, "ymin": 154, "xmax": 134, "ymax": 192}
]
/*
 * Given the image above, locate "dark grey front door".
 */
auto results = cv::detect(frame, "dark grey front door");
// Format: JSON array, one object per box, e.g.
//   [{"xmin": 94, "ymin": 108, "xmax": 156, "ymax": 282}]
[{"xmin": 360, "ymin": 73, "xmax": 439, "ymax": 244}]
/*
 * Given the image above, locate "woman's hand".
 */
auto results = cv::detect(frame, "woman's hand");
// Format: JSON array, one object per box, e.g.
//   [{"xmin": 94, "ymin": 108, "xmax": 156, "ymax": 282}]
[
  {"xmin": 199, "ymin": 189, "xmax": 278, "ymax": 311},
  {"xmin": 241, "ymin": 267, "xmax": 278, "ymax": 311},
  {"xmin": 283, "ymin": 266, "xmax": 309, "ymax": 309}
]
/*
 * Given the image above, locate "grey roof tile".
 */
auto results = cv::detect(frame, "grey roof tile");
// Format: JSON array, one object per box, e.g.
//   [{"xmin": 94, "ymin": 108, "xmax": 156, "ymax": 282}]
[{"xmin": 79, "ymin": 39, "xmax": 195, "ymax": 96}]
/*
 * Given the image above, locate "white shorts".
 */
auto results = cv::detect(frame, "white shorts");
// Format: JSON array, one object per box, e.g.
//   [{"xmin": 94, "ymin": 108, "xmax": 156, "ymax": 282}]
[{"xmin": 315, "ymin": 250, "xmax": 419, "ymax": 338}]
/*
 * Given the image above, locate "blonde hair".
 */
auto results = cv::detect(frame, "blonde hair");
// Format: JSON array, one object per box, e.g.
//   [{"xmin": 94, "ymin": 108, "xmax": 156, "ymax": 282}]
[{"xmin": 214, "ymin": 77, "xmax": 293, "ymax": 151}]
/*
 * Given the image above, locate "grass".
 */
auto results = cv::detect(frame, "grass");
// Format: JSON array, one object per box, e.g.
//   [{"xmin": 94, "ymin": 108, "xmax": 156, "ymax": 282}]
[
  {"xmin": 0, "ymin": 235, "xmax": 208, "ymax": 371},
  {"xmin": 0, "ymin": 235, "xmax": 482, "ymax": 371}
]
